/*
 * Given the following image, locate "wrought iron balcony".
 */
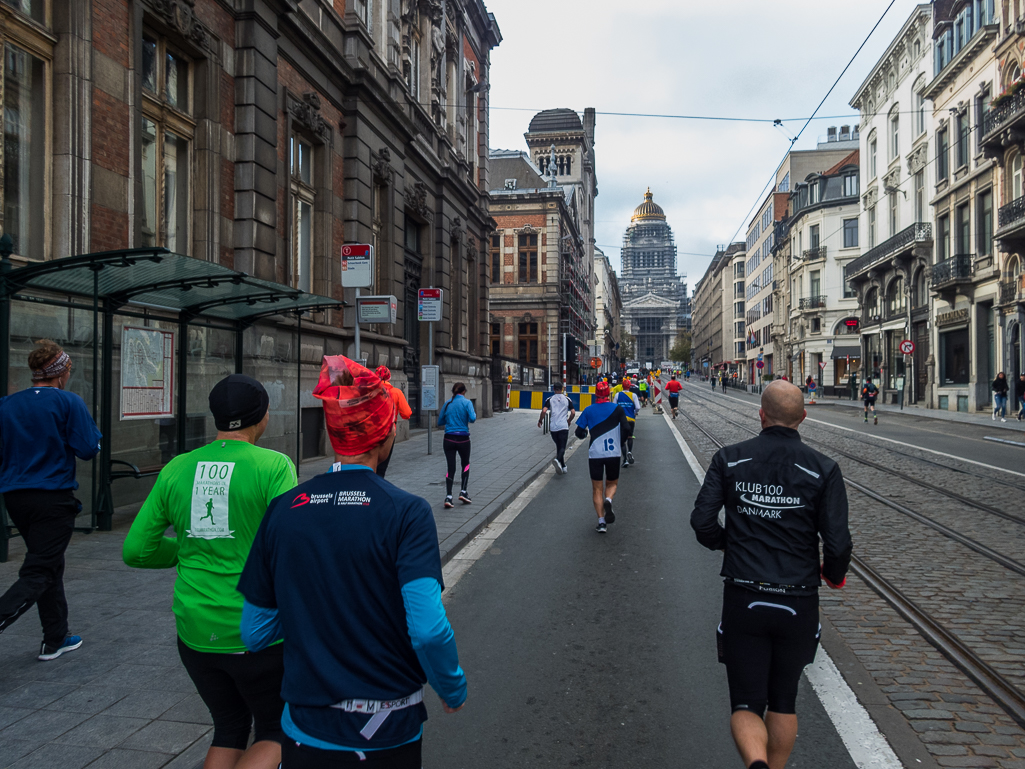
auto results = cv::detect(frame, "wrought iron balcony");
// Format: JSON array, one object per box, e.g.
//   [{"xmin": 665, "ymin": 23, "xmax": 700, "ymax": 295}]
[
  {"xmin": 999, "ymin": 274, "xmax": 1025, "ymax": 305},
  {"xmin": 997, "ymin": 195, "xmax": 1025, "ymax": 231},
  {"xmin": 930, "ymin": 254, "xmax": 975, "ymax": 288},
  {"xmin": 981, "ymin": 87, "xmax": 1025, "ymax": 149},
  {"xmin": 844, "ymin": 222, "xmax": 932, "ymax": 280},
  {"xmin": 798, "ymin": 295, "xmax": 826, "ymax": 310},
  {"xmin": 802, "ymin": 246, "xmax": 827, "ymax": 262}
]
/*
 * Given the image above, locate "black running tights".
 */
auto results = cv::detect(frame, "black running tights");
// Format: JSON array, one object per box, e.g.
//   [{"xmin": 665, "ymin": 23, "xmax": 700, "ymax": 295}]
[{"xmin": 444, "ymin": 435, "xmax": 471, "ymax": 496}]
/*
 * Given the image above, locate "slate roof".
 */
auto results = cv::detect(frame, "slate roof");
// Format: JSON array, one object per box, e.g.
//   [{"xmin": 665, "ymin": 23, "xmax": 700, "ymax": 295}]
[{"xmin": 527, "ymin": 108, "xmax": 583, "ymax": 133}]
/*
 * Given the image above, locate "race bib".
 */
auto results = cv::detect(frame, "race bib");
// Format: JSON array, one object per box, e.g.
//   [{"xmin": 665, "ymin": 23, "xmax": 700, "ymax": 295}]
[{"xmin": 188, "ymin": 461, "xmax": 236, "ymax": 539}]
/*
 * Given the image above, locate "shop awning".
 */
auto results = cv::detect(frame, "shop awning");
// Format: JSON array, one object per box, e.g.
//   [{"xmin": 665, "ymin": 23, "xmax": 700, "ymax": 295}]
[{"xmin": 831, "ymin": 345, "xmax": 861, "ymax": 359}]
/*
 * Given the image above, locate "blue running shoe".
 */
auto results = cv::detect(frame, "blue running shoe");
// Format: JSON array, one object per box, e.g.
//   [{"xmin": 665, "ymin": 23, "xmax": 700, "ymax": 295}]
[{"xmin": 38, "ymin": 635, "xmax": 82, "ymax": 661}]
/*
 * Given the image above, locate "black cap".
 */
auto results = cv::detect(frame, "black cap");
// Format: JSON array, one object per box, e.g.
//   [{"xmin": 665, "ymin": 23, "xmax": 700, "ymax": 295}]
[{"xmin": 209, "ymin": 375, "xmax": 269, "ymax": 431}]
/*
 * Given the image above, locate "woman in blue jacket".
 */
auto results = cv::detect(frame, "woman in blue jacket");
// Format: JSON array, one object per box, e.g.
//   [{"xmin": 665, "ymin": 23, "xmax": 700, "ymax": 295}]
[{"xmin": 437, "ymin": 382, "xmax": 476, "ymax": 508}]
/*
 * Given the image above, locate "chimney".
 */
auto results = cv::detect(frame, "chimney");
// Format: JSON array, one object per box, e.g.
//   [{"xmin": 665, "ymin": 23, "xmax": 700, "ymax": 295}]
[{"xmin": 827, "ymin": 126, "xmax": 837, "ymax": 142}]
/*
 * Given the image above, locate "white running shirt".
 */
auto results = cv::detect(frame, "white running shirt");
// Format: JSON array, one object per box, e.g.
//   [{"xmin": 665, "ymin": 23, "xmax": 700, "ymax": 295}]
[{"xmin": 546, "ymin": 393, "xmax": 572, "ymax": 432}]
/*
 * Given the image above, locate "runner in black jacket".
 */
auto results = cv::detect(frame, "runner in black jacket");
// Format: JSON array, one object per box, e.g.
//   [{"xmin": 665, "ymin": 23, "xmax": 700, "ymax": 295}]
[{"xmin": 690, "ymin": 380, "xmax": 852, "ymax": 769}]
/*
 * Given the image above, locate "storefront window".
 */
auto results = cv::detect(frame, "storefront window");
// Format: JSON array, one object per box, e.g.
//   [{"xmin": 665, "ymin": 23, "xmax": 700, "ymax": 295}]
[
  {"xmin": 940, "ymin": 327, "xmax": 970, "ymax": 385},
  {"xmin": 866, "ymin": 334, "xmax": 883, "ymax": 380},
  {"xmin": 3, "ymin": 42, "xmax": 46, "ymax": 261},
  {"xmin": 887, "ymin": 331, "xmax": 906, "ymax": 390}
]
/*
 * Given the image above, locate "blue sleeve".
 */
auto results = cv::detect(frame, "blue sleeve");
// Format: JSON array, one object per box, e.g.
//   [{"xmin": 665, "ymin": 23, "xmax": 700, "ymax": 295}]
[
  {"xmin": 66, "ymin": 395, "xmax": 102, "ymax": 460},
  {"xmin": 437, "ymin": 401, "xmax": 447, "ymax": 427},
  {"xmin": 241, "ymin": 599, "xmax": 283, "ymax": 651},
  {"xmin": 237, "ymin": 508, "xmax": 278, "ymax": 609},
  {"xmin": 575, "ymin": 408, "xmax": 588, "ymax": 430},
  {"xmin": 467, "ymin": 401, "xmax": 476, "ymax": 423},
  {"xmin": 401, "ymin": 577, "xmax": 466, "ymax": 709}
]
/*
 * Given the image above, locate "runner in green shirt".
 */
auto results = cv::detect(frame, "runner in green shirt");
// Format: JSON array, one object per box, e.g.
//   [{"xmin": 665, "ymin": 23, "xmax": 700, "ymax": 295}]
[{"xmin": 123, "ymin": 375, "xmax": 295, "ymax": 769}]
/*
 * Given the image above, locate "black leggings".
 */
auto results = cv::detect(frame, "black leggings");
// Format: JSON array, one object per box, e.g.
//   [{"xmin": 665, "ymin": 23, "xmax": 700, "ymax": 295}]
[
  {"xmin": 177, "ymin": 638, "xmax": 285, "ymax": 749},
  {"xmin": 444, "ymin": 435, "xmax": 471, "ymax": 496},
  {"xmin": 550, "ymin": 429, "xmax": 569, "ymax": 465},
  {"xmin": 0, "ymin": 489, "xmax": 79, "ymax": 646}
]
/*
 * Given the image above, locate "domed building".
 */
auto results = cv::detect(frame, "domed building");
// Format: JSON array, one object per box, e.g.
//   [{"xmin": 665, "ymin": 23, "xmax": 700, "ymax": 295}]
[{"xmin": 620, "ymin": 190, "xmax": 690, "ymax": 365}]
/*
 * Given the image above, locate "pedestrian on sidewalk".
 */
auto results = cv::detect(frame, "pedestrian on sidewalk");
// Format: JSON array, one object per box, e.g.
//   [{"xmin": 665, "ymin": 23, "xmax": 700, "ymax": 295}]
[
  {"xmin": 861, "ymin": 377, "xmax": 879, "ymax": 425},
  {"xmin": 375, "ymin": 366, "xmax": 413, "ymax": 478},
  {"xmin": 805, "ymin": 376, "xmax": 817, "ymax": 404},
  {"xmin": 574, "ymin": 380, "xmax": 630, "ymax": 534},
  {"xmin": 0, "ymin": 340, "xmax": 101, "ymax": 661},
  {"xmin": 124, "ymin": 374, "xmax": 296, "ymax": 769},
  {"xmin": 1016, "ymin": 373, "xmax": 1025, "ymax": 421},
  {"xmin": 238, "ymin": 356, "xmax": 465, "ymax": 769},
  {"xmin": 614, "ymin": 378, "xmax": 640, "ymax": 467},
  {"xmin": 539, "ymin": 382, "xmax": 575, "ymax": 474},
  {"xmin": 690, "ymin": 380, "xmax": 852, "ymax": 769},
  {"xmin": 438, "ymin": 382, "xmax": 476, "ymax": 508},
  {"xmin": 992, "ymin": 372, "xmax": 1010, "ymax": 422}
]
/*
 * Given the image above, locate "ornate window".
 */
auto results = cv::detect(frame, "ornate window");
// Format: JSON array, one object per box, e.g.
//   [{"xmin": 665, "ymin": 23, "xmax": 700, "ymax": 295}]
[
  {"xmin": 490, "ymin": 234, "xmax": 501, "ymax": 284},
  {"xmin": 1012, "ymin": 153, "xmax": 1023, "ymax": 201},
  {"xmin": 887, "ymin": 276, "xmax": 906, "ymax": 316},
  {"xmin": 490, "ymin": 322, "xmax": 501, "ymax": 357},
  {"xmin": 936, "ymin": 126, "xmax": 949, "ymax": 180},
  {"xmin": 890, "ymin": 109, "xmax": 900, "ymax": 160},
  {"xmin": 517, "ymin": 233, "xmax": 537, "ymax": 283},
  {"xmin": 517, "ymin": 322, "xmax": 538, "ymax": 364},
  {"xmin": 1, "ymin": 0, "xmax": 51, "ymax": 261},
  {"xmin": 140, "ymin": 31, "xmax": 193, "ymax": 252},
  {"xmin": 289, "ymin": 136, "xmax": 315, "ymax": 292},
  {"xmin": 977, "ymin": 190, "xmax": 993, "ymax": 257}
]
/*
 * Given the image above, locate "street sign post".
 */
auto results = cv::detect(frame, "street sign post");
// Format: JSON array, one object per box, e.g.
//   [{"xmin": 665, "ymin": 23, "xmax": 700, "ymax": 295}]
[
  {"xmin": 899, "ymin": 339, "xmax": 915, "ymax": 355},
  {"xmin": 818, "ymin": 361, "xmax": 827, "ymax": 370},
  {"xmin": 341, "ymin": 244, "xmax": 374, "ymax": 361},
  {"xmin": 421, "ymin": 365, "xmax": 439, "ymax": 411},
  {"xmin": 418, "ymin": 288, "xmax": 443, "ymax": 455}
]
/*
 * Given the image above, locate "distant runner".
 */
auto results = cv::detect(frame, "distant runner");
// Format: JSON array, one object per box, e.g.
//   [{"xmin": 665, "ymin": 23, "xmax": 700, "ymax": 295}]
[
  {"xmin": 539, "ymin": 382, "xmax": 575, "ymax": 474},
  {"xmin": 861, "ymin": 377, "xmax": 879, "ymax": 425},
  {"xmin": 666, "ymin": 374, "xmax": 683, "ymax": 419},
  {"xmin": 615, "ymin": 379, "xmax": 640, "ymax": 467},
  {"xmin": 375, "ymin": 366, "xmax": 413, "ymax": 479},
  {"xmin": 638, "ymin": 378, "xmax": 648, "ymax": 407},
  {"xmin": 574, "ymin": 381, "xmax": 630, "ymax": 534}
]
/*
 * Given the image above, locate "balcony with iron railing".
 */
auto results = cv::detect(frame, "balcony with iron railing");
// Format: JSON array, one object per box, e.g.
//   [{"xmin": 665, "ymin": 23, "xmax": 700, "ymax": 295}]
[
  {"xmin": 930, "ymin": 254, "xmax": 975, "ymax": 289},
  {"xmin": 980, "ymin": 85, "xmax": 1025, "ymax": 152},
  {"xmin": 801, "ymin": 246, "xmax": 827, "ymax": 262},
  {"xmin": 997, "ymin": 194, "xmax": 1025, "ymax": 240},
  {"xmin": 999, "ymin": 273, "xmax": 1025, "ymax": 305},
  {"xmin": 845, "ymin": 222, "xmax": 932, "ymax": 280},
  {"xmin": 798, "ymin": 295, "xmax": 826, "ymax": 310}
]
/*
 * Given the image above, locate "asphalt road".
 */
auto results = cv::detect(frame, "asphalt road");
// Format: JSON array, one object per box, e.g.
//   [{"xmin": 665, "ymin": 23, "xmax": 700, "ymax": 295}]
[
  {"xmin": 687, "ymin": 382, "xmax": 1025, "ymax": 475},
  {"xmin": 423, "ymin": 409, "xmax": 857, "ymax": 768}
]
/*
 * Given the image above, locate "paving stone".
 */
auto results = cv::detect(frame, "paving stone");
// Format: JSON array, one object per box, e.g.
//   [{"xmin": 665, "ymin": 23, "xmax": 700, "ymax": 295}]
[
  {"xmin": 120, "ymin": 717, "xmax": 229, "ymax": 754},
  {"xmin": 7, "ymin": 742, "xmax": 105, "ymax": 769},
  {"xmin": 934, "ymin": 758, "xmax": 998, "ymax": 767},
  {"xmin": 82, "ymin": 748, "xmax": 174, "ymax": 768},
  {"xmin": 101, "ymin": 689, "xmax": 187, "ymax": 720},
  {"xmin": 0, "ymin": 708, "xmax": 92, "ymax": 742},
  {"xmin": 928, "ymin": 745, "xmax": 969, "ymax": 756},
  {"xmin": 157, "ymin": 693, "xmax": 212, "ymax": 725},
  {"xmin": 0, "ymin": 707, "xmax": 33, "ymax": 730},
  {"xmin": 45, "ymin": 687, "xmax": 131, "ymax": 715},
  {"xmin": 955, "ymin": 722, "xmax": 994, "ymax": 733},
  {"xmin": 54, "ymin": 714, "xmax": 149, "ymax": 749},
  {"xmin": 0, "ymin": 682, "xmax": 79, "ymax": 710}
]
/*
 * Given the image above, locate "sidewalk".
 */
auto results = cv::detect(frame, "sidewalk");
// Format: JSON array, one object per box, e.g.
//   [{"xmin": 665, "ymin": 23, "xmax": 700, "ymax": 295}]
[
  {"xmin": 0, "ymin": 410, "xmax": 565, "ymax": 769},
  {"xmin": 703, "ymin": 382, "xmax": 1025, "ymax": 433}
]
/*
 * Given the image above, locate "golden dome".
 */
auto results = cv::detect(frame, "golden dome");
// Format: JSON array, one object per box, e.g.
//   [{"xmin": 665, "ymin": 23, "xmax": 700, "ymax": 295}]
[{"xmin": 631, "ymin": 188, "xmax": 666, "ymax": 222}]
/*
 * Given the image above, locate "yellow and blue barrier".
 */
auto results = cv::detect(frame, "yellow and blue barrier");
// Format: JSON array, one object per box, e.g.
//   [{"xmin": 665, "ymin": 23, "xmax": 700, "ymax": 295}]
[{"xmin": 508, "ymin": 390, "xmax": 594, "ymax": 410}]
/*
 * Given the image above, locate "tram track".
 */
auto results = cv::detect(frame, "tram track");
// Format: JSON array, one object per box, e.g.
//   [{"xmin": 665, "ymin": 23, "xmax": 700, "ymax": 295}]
[{"xmin": 665, "ymin": 396, "xmax": 1025, "ymax": 730}]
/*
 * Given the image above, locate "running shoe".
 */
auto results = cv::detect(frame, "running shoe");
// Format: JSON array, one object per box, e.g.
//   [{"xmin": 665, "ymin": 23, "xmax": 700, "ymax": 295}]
[
  {"xmin": 1002, "ymin": 417, "xmax": 1007, "ymax": 422},
  {"xmin": 993, "ymin": 411, "xmax": 997, "ymax": 420},
  {"xmin": 864, "ymin": 416, "xmax": 868, "ymax": 422},
  {"xmin": 552, "ymin": 457, "xmax": 564, "ymax": 474},
  {"xmin": 444, "ymin": 496, "xmax": 454, "ymax": 509},
  {"xmin": 603, "ymin": 497, "xmax": 616, "ymax": 524},
  {"xmin": 627, "ymin": 451, "xmax": 635, "ymax": 465},
  {"xmin": 38, "ymin": 635, "xmax": 82, "ymax": 661},
  {"xmin": 874, "ymin": 416, "xmax": 878, "ymax": 425},
  {"xmin": 459, "ymin": 491, "xmax": 472, "ymax": 504},
  {"xmin": 595, "ymin": 521, "xmax": 607, "ymax": 534},
  {"xmin": 562, "ymin": 463, "xmax": 569, "ymax": 474}
]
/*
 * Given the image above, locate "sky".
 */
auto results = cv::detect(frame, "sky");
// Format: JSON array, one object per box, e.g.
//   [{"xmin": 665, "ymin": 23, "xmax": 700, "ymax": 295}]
[{"xmin": 483, "ymin": 0, "xmax": 921, "ymax": 289}]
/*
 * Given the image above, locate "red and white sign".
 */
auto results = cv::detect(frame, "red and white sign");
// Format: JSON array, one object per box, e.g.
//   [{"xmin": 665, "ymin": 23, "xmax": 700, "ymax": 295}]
[
  {"xmin": 418, "ymin": 288, "xmax": 443, "ymax": 322},
  {"xmin": 899, "ymin": 339, "xmax": 916, "ymax": 355},
  {"xmin": 341, "ymin": 244, "xmax": 374, "ymax": 288},
  {"xmin": 819, "ymin": 361, "xmax": 827, "ymax": 370}
]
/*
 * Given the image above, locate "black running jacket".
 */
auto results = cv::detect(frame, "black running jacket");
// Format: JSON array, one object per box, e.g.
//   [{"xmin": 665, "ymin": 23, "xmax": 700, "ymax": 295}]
[{"xmin": 690, "ymin": 425, "xmax": 852, "ymax": 595}]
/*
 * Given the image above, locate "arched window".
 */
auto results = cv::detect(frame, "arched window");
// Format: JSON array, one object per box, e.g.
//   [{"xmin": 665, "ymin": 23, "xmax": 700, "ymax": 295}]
[
  {"xmin": 1009, "ymin": 61, "xmax": 1022, "ymax": 89},
  {"xmin": 887, "ymin": 276, "xmax": 907, "ymax": 316},
  {"xmin": 865, "ymin": 287, "xmax": 880, "ymax": 318},
  {"xmin": 1009, "ymin": 254, "xmax": 1023, "ymax": 277}
]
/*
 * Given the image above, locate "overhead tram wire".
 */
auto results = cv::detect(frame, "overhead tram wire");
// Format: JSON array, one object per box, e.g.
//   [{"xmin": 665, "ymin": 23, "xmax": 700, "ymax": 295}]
[{"xmin": 721, "ymin": 0, "xmax": 900, "ymax": 250}]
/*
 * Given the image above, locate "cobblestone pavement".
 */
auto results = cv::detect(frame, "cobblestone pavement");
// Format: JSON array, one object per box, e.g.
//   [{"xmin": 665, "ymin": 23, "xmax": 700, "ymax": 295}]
[
  {"xmin": 676, "ymin": 390, "xmax": 1025, "ymax": 769},
  {"xmin": 0, "ymin": 409, "xmax": 563, "ymax": 769}
]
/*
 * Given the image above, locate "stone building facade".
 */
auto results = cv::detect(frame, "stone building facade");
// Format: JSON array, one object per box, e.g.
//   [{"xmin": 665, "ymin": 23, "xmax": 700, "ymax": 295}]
[
  {"xmin": 487, "ymin": 109, "xmax": 597, "ymax": 384},
  {"xmin": 1, "ymin": 0, "xmax": 501, "ymax": 465},
  {"xmin": 619, "ymin": 190, "xmax": 689, "ymax": 365},
  {"xmin": 594, "ymin": 247, "xmax": 623, "ymax": 374}
]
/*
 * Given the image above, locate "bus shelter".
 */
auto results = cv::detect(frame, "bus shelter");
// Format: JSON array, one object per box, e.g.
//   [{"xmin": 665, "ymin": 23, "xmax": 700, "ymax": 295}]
[{"xmin": 0, "ymin": 245, "xmax": 344, "ymax": 561}]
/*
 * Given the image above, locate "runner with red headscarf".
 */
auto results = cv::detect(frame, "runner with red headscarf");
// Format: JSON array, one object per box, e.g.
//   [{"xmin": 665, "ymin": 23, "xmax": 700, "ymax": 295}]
[
  {"xmin": 374, "ymin": 366, "xmax": 412, "ymax": 479},
  {"xmin": 574, "ymin": 381, "xmax": 630, "ymax": 533},
  {"xmin": 238, "ymin": 356, "xmax": 466, "ymax": 768}
]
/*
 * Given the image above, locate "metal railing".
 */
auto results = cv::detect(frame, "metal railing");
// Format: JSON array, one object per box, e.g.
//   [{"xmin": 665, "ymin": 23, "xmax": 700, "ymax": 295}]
[
  {"xmin": 798, "ymin": 295, "xmax": 826, "ymax": 310},
  {"xmin": 998, "ymin": 195, "xmax": 1025, "ymax": 230},
  {"xmin": 982, "ymin": 88, "xmax": 1025, "ymax": 140},
  {"xmin": 844, "ymin": 222, "xmax": 932, "ymax": 279},
  {"xmin": 930, "ymin": 254, "xmax": 975, "ymax": 286},
  {"xmin": 802, "ymin": 246, "xmax": 827, "ymax": 261}
]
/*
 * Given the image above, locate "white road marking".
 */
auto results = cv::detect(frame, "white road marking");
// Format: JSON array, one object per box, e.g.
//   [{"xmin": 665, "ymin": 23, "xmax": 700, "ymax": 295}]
[
  {"xmin": 983, "ymin": 435, "xmax": 1025, "ymax": 448},
  {"xmin": 685, "ymin": 383, "xmax": 1025, "ymax": 480},
  {"xmin": 442, "ymin": 438, "xmax": 585, "ymax": 594},
  {"xmin": 664, "ymin": 409, "xmax": 903, "ymax": 769}
]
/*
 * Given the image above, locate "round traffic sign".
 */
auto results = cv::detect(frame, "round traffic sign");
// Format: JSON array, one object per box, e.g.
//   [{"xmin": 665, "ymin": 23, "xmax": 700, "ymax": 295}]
[
  {"xmin": 899, "ymin": 339, "xmax": 915, "ymax": 355},
  {"xmin": 589, "ymin": 357, "xmax": 603, "ymax": 369},
  {"xmin": 756, "ymin": 360, "xmax": 765, "ymax": 369}
]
